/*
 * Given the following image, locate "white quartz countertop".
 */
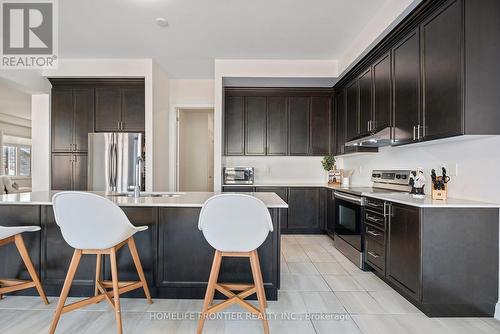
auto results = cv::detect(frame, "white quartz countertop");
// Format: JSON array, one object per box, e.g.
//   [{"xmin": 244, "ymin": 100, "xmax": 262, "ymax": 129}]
[
  {"xmin": 362, "ymin": 192, "xmax": 500, "ymax": 208},
  {"xmin": 0, "ymin": 191, "xmax": 288, "ymax": 208}
]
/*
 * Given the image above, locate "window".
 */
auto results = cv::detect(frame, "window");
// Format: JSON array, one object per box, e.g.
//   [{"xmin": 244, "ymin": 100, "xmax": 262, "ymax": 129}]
[{"xmin": 2, "ymin": 144, "xmax": 31, "ymax": 177}]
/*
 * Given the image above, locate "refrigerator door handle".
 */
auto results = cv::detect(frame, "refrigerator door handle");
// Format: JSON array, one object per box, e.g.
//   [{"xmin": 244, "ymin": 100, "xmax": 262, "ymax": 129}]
[{"xmin": 113, "ymin": 143, "xmax": 118, "ymax": 189}]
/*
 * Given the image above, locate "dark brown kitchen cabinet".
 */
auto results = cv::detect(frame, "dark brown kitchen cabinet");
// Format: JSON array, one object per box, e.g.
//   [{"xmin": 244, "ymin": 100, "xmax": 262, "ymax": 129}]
[
  {"xmin": 392, "ymin": 28, "xmax": 421, "ymax": 145},
  {"xmin": 358, "ymin": 69, "xmax": 372, "ymax": 136},
  {"xmin": 421, "ymin": 0, "xmax": 463, "ymax": 140},
  {"xmin": 256, "ymin": 187, "xmax": 288, "ymax": 230},
  {"xmin": 224, "ymin": 96, "xmax": 245, "ymax": 155},
  {"xmin": 287, "ymin": 187, "xmax": 320, "ymax": 233},
  {"xmin": 387, "ymin": 203, "xmax": 421, "ymax": 299},
  {"xmin": 121, "ymin": 87, "xmax": 146, "ymax": 132},
  {"xmin": 245, "ymin": 96, "xmax": 267, "ymax": 155},
  {"xmin": 51, "ymin": 153, "xmax": 87, "ymax": 191},
  {"xmin": 288, "ymin": 97, "xmax": 310, "ymax": 155},
  {"xmin": 335, "ymin": 90, "xmax": 346, "ymax": 155},
  {"xmin": 310, "ymin": 96, "xmax": 331, "ymax": 155},
  {"xmin": 51, "ymin": 88, "xmax": 94, "ymax": 152},
  {"xmin": 326, "ymin": 189, "xmax": 335, "ymax": 236},
  {"xmin": 95, "ymin": 85, "xmax": 145, "ymax": 132},
  {"xmin": 266, "ymin": 96, "xmax": 288, "ymax": 155},
  {"xmin": 372, "ymin": 53, "xmax": 392, "ymax": 131},
  {"xmin": 345, "ymin": 80, "xmax": 359, "ymax": 141}
]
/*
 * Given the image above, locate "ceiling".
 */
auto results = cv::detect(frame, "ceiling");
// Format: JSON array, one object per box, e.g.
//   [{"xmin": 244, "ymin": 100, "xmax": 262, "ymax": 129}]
[{"xmin": 58, "ymin": 0, "xmax": 392, "ymax": 79}]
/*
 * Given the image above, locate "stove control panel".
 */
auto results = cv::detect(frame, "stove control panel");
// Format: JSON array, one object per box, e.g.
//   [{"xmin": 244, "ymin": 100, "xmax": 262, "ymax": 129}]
[{"xmin": 371, "ymin": 170, "xmax": 413, "ymax": 185}]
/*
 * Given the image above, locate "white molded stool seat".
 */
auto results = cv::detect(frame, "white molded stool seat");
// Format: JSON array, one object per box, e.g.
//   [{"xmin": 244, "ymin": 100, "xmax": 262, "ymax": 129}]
[
  {"xmin": 197, "ymin": 194, "xmax": 273, "ymax": 334},
  {"xmin": 0, "ymin": 225, "xmax": 41, "ymax": 240},
  {"xmin": 52, "ymin": 192, "xmax": 148, "ymax": 249},
  {"xmin": 0, "ymin": 225, "xmax": 48, "ymax": 304},
  {"xmin": 49, "ymin": 191, "xmax": 152, "ymax": 334}
]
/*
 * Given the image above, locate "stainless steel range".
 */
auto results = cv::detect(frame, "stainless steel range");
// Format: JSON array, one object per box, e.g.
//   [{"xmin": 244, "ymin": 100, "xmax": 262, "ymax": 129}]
[{"xmin": 333, "ymin": 170, "xmax": 413, "ymax": 269}]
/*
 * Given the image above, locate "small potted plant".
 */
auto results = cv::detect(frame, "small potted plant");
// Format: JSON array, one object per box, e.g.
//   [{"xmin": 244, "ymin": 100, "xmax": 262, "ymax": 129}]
[{"xmin": 321, "ymin": 155, "xmax": 336, "ymax": 184}]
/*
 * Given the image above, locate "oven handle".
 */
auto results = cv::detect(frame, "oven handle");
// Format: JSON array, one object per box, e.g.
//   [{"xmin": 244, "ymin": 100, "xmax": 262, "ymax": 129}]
[{"xmin": 334, "ymin": 192, "xmax": 364, "ymax": 205}]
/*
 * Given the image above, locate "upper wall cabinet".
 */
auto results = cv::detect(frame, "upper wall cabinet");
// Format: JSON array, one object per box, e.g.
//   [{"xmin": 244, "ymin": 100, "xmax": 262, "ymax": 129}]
[
  {"xmin": 51, "ymin": 87, "xmax": 94, "ymax": 152},
  {"xmin": 95, "ymin": 84, "xmax": 145, "ymax": 132},
  {"xmin": 224, "ymin": 88, "xmax": 333, "ymax": 156},
  {"xmin": 421, "ymin": 0, "xmax": 462, "ymax": 140},
  {"xmin": 334, "ymin": 0, "xmax": 500, "ymax": 152},
  {"xmin": 266, "ymin": 96, "xmax": 288, "ymax": 155}
]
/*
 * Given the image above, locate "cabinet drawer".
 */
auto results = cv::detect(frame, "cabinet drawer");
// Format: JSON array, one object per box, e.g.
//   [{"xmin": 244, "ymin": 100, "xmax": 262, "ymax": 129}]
[
  {"xmin": 365, "ymin": 224, "xmax": 385, "ymax": 244},
  {"xmin": 365, "ymin": 211, "xmax": 385, "ymax": 230},
  {"xmin": 366, "ymin": 198, "xmax": 385, "ymax": 214},
  {"xmin": 365, "ymin": 236, "xmax": 385, "ymax": 273}
]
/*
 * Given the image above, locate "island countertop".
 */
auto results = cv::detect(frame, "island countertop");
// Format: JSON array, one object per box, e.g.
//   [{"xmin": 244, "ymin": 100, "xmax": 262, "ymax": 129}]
[{"xmin": 0, "ymin": 191, "xmax": 288, "ymax": 208}]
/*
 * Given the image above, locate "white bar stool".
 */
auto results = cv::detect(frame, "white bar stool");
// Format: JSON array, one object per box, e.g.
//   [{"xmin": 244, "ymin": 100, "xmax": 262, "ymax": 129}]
[
  {"xmin": 49, "ymin": 192, "xmax": 152, "ymax": 334},
  {"xmin": 197, "ymin": 194, "xmax": 273, "ymax": 334},
  {"xmin": 0, "ymin": 226, "xmax": 48, "ymax": 304}
]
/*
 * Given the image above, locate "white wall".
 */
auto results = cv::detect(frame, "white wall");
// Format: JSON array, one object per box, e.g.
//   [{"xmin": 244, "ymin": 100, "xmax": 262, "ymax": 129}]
[
  {"xmin": 168, "ymin": 79, "xmax": 214, "ymax": 190},
  {"xmin": 152, "ymin": 62, "xmax": 170, "ymax": 191},
  {"xmin": 31, "ymin": 95, "xmax": 50, "ymax": 191},
  {"xmin": 338, "ymin": 0, "xmax": 421, "ymax": 74},
  {"xmin": 223, "ymin": 156, "xmax": 327, "ymax": 185}
]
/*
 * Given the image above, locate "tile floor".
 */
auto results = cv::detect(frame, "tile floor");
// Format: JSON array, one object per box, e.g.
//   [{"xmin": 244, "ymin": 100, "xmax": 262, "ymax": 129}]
[{"xmin": 1, "ymin": 234, "xmax": 499, "ymax": 333}]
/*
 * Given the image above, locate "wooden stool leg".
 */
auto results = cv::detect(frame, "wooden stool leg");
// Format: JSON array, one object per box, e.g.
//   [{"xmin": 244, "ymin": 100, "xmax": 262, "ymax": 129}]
[
  {"xmin": 95, "ymin": 254, "xmax": 102, "ymax": 297},
  {"xmin": 14, "ymin": 234, "xmax": 49, "ymax": 305},
  {"xmin": 250, "ymin": 250, "xmax": 269, "ymax": 334},
  {"xmin": 110, "ymin": 247, "xmax": 123, "ymax": 334},
  {"xmin": 197, "ymin": 250, "xmax": 222, "ymax": 334},
  {"xmin": 253, "ymin": 250, "xmax": 267, "ymax": 308},
  {"xmin": 127, "ymin": 237, "xmax": 152, "ymax": 304},
  {"xmin": 49, "ymin": 249, "xmax": 82, "ymax": 334}
]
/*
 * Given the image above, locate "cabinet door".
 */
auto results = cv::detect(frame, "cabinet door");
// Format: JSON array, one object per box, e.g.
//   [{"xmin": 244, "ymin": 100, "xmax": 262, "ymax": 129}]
[
  {"xmin": 358, "ymin": 69, "xmax": 373, "ymax": 135},
  {"xmin": 72, "ymin": 154, "xmax": 88, "ymax": 191},
  {"xmin": 51, "ymin": 154, "xmax": 73, "ymax": 190},
  {"xmin": 346, "ymin": 80, "xmax": 359, "ymax": 141},
  {"xmin": 51, "ymin": 88, "xmax": 74, "ymax": 152},
  {"xmin": 73, "ymin": 88, "xmax": 94, "ymax": 151},
  {"xmin": 287, "ymin": 188, "xmax": 320, "ymax": 231},
  {"xmin": 289, "ymin": 97, "xmax": 310, "ymax": 155},
  {"xmin": 95, "ymin": 87, "xmax": 122, "ymax": 132},
  {"xmin": 336, "ymin": 90, "xmax": 346, "ymax": 155},
  {"xmin": 122, "ymin": 87, "xmax": 145, "ymax": 132},
  {"xmin": 256, "ymin": 187, "xmax": 288, "ymax": 230},
  {"xmin": 310, "ymin": 96, "xmax": 331, "ymax": 155},
  {"xmin": 326, "ymin": 189, "xmax": 335, "ymax": 235},
  {"xmin": 373, "ymin": 53, "xmax": 392, "ymax": 131},
  {"xmin": 245, "ymin": 96, "xmax": 267, "ymax": 155},
  {"xmin": 224, "ymin": 96, "xmax": 245, "ymax": 155},
  {"xmin": 392, "ymin": 29, "xmax": 421, "ymax": 144},
  {"xmin": 421, "ymin": 0, "xmax": 463, "ymax": 140},
  {"xmin": 266, "ymin": 96, "xmax": 288, "ymax": 155},
  {"xmin": 387, "ymin": 203, "xmax": 421, "ymax": 298}
]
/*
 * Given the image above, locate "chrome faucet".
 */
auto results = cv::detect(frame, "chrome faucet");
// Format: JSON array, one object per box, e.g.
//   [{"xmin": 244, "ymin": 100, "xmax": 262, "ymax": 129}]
[{"xmin": 134, "ymin": 156, "xmax": 144, "ymax": 198}]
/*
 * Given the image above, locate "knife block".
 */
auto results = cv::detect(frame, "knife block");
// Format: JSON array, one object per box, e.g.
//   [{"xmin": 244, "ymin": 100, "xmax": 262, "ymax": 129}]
[{"xmin": 432, "ymin": 186, "xmax": 447, "ymax": 200}]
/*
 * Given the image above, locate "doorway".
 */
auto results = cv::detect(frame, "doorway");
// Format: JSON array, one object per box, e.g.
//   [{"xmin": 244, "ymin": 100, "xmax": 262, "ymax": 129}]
[{"xmin": 177, "ymin": 108, "xmax": 214, "ymax": 192}]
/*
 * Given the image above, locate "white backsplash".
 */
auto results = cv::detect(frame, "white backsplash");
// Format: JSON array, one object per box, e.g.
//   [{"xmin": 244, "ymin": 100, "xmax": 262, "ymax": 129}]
[
  {"xmin": 338, "ymin": 135, "xmax": 500, "ymax": 204},
  {"xmin": 222, "ymin": 156, "xmax": 328, "ymax": 184}
]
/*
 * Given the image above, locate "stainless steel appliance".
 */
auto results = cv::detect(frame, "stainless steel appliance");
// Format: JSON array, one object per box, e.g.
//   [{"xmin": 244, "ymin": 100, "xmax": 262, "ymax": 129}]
[
  {"xmin": 223, "ymin": 167, "xmax": 254, "ymax": 185},
  {"xmin": 88, "ymin": 133, "xmax": 145, "ymax": 193},
  {"xmin": 333, "ymin": 169, "xmax": 412, "ymax": 269}
]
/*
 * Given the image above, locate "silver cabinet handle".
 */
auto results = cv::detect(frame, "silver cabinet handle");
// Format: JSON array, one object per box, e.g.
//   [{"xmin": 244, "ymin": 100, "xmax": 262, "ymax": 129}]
[
  {"xmin": 417, "ymin": 124, "xmax": 420, "ymax": 140},
  {"xmin": 366, "ymin": 215, "xmax": 383, "ymax": 223},
  {"xmin": 383, "ymin": 202, "xmax": 391, "ymax": 217},
  {"xmin": 367, "ymin": 230, "xmax": 381, "ymax": 237},
  {"xmin": 368, "ymin": 251, "xmax": 380, "ymax": 259},
  {"xmin": 413, "ymin": 125, "xmax": 416, "ymax": 140}
]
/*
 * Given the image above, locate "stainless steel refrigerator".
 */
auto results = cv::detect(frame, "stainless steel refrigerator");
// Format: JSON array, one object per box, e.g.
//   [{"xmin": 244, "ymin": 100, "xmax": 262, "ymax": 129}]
[{"xmin": 88, "ymin": 133, "xmax": 144, "ymax": 193}]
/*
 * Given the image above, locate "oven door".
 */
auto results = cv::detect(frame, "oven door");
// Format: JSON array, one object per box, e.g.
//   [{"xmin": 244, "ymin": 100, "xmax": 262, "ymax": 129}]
[{"xmin": 334, "ymin": 192, "xmax": 363, "ymax": 251}]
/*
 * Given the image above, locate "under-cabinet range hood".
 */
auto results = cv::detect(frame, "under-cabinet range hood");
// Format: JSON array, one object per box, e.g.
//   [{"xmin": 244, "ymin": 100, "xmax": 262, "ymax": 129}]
[{"xmin": 345, "ymin": 126, "xmax": 392, "ymax": 148}]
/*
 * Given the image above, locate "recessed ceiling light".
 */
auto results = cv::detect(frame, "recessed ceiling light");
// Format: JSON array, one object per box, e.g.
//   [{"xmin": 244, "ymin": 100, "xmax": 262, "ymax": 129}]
[{"xmin": 156, "ymin": 17, "xmax": 168, "ymax": 27}]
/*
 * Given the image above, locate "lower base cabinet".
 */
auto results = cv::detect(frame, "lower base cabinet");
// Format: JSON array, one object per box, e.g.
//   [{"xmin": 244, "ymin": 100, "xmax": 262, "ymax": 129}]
[{"xmin": 223, "ymin": 186, "xmax": 326, "ymax": 234}]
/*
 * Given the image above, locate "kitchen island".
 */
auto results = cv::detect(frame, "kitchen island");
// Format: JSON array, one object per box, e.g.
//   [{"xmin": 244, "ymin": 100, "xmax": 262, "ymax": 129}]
[{"xmin": 0, "ymin": 191, "xmax": 287, "ymax": 300}]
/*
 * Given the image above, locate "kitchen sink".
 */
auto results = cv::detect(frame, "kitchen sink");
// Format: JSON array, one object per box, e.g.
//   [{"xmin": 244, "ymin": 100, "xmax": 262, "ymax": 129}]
[{"xmin": 107, "ymin": 192, "xmax": 186, "ymax": 198}]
